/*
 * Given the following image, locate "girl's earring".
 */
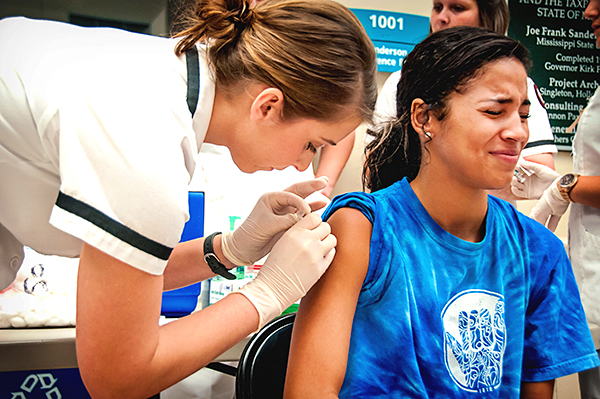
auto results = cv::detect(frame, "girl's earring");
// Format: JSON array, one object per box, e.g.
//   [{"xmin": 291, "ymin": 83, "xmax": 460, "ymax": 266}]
[{"xmin": 424, "ymin": 131, "xmax": 432, "ymax": 139}]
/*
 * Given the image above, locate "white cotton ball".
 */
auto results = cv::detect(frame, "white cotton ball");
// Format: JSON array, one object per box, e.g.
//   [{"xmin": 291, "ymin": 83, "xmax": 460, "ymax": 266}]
[
  {"xmin": 0, "ymin": 317, "xmax": 11, "ymax": 328},
  {"xmin": 25, "ymin": 311, "xmax": 50, "ymax": 327},
  {"xmin": 1, "ymin": 248, "xmax": 80, "ymax": 329},
  {"xmin": 53, "ymin": 314, "xmax": 70, "ymax": 326},
  {"xmin": 45, "ymin": 317, "xmax": 63, "ymax": 327},
  {"xmin": 1, "ymin": 296, "xmax": 23, "ymax": 316},
  {"xmin": 0, "ymin": 307, "xmax": 18, "ymax": 320},
  {"xmin": 48, "ymin": 310, "xmax": 64, "ymax": 324},
  {"xmin": 10, "ymin": 316, "xmax": 27, "ymax": 328},
  {"xmin": 3, "ymin": 292, "xmax": 39, "ymax": 315}
]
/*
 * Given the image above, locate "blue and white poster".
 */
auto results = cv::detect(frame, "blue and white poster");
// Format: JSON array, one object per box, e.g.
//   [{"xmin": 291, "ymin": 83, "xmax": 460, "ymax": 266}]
[{"xmin": 350, "ymin": 9, "xmax": 430, "ymax": 73}]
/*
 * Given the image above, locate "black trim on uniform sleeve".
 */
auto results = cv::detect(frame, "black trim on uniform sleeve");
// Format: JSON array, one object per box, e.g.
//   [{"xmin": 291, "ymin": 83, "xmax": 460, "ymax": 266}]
[
  {"xmin": 186, "ymin": 48, "xmax": 200, "ymax": 117},
  {"xmin": 524, "ymin": 140, "xmax": 555, "ymax": 149},
  {"xmin": 55, "ymin": 192, "xmax": 173, "ymax": 261}
]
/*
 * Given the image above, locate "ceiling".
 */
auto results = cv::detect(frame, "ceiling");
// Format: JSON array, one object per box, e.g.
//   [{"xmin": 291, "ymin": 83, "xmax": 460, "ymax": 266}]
[{"xmin": 0, "ymin": 0, "xmax": 171, "ymax": 34}]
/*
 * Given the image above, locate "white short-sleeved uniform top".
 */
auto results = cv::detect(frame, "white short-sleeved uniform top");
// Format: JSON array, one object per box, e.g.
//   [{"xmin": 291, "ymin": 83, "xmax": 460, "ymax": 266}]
[
  {"xmin": 0, "ymin": 17, "xmax": 215, "ymax": 275},
  {"xmin": 372, "ymin": 70, "xmax": 558, "ymax": 157},
  {"xmin": 569, "ymin": 87, "xmax": 600, "ymax": 326}
]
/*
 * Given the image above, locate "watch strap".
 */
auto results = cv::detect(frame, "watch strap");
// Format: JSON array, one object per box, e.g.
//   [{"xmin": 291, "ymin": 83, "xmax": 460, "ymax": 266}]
[
  {"xmin": 558, "ymin": 190, "xmax": 572, "ymax": 202},
  {"xmin": 557, "ymin": 174, "xmax": 580, "ymax": 202},
  {"xmin": 204, "ymin": 232, "xmax": 237, "ymax": 280}
]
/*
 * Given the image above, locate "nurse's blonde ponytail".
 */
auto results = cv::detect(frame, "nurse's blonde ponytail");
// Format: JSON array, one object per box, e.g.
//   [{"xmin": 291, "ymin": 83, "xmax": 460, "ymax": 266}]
[
  {"xmin": 174, "ymin": 0, "xmax": 255, "ymax": 57},
  {"xmin": 174, "ymin": 0, "xmax": 377, "ymax": 123}
]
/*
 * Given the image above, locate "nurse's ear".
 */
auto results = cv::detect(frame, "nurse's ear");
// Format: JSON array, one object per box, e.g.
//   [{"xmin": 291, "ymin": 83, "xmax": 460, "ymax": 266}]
[{"xmin": 250, "ymin": 87, "xmax": 284, "ymax": 122}]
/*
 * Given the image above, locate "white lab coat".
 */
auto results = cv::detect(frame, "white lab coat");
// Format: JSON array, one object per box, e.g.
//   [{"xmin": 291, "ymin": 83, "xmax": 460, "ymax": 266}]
[{"xmin": 569, "ymin": 86, "xmax": 600, "ymax": 326}]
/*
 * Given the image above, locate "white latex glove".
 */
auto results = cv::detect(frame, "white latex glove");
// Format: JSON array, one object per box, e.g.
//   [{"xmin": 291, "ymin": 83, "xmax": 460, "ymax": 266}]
[
  {"xmin": 529, "ymin": 177, "xmax": 569, "ymax": 232},
  {"xmin": 236, "ymin": 212, "xmax": 336, "ymax": 329},
  {"xmin": 305, "ymin": 190, "xmax": 331, "ymax": 217},
  {"xmin": 511, "ymin": 158, "xmax": 560, "ymax": 200},
  {"xmin": 221, "ymin": 177, "xmax": 329, "ymax": 266}
]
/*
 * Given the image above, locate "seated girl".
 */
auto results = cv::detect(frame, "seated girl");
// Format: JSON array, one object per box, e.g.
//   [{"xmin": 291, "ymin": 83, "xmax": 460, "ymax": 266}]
[{"xmin": 283, "ymin": 26, "xmax": 600, "ymax": 399}]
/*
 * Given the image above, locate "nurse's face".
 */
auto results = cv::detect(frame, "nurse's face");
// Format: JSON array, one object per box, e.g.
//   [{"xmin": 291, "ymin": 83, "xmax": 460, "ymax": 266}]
[
  {"xmin": 584, "ymin": 0, "xmax": 600, "ymax": 47},
  {"xmin": 430, "ymin": 0, "xmax": 481, "ymax": 33},
  {"xmin": 233, "ymin": 110, "xmax": 362, "ymax": 173},
  {"xmin": 425, "ymin": 58, "xmax": 530, "ymax": 191}
]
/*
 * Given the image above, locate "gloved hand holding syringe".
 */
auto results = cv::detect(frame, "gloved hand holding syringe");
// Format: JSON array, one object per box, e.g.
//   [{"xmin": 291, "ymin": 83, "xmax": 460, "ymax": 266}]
[
  {"xmin": 511, "ymin": 158, "xmax": 560, "ymax": 200},
  {"xmin": 511, "ymin": 158, "xmax": 571, "ymax": 233},
  {"xmin": 222, "ymin": 177, "xmax": 336, "ymax": 329}
]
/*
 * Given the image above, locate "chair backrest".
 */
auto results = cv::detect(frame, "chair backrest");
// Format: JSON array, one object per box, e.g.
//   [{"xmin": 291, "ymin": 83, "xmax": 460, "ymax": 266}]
[{"xmin": 235, "ymin": 312, "xmax": 296, "ymax": 399}]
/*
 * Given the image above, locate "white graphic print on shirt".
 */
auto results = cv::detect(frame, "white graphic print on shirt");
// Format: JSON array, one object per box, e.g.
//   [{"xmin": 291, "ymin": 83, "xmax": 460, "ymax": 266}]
[{"xmin": 441, "ymin": 290, "xmax": 506, "ymax": 393}]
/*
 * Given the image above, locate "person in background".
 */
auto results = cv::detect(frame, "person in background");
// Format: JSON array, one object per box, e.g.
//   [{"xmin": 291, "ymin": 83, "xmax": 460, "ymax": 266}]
[
  {"xmin": 284, "ymin": 26, "xmax": 599, "ymax": 398},
  {"xmin": 314, "ymin": 133, "xmax": 356, "ymax": 198},
  {"xmin": 373, "ymin": 0, "xmax": 557, "ymax": 203},
  {"xmin": 0, "ymin": 0, "xmax": 378, "ymax": 396},
  {"xmin": 524, "ymin": 1, "xmax": 600, "ymax": 397}
]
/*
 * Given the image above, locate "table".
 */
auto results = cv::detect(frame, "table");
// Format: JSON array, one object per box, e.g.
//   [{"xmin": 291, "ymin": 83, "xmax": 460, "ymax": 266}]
[
  {"xmin": 0, "ymin": 327, "xmax": 249, "ymax": 372},
  {"xmin": 1, "ymin": 323, "xmax": 598, "ymax": 373}
]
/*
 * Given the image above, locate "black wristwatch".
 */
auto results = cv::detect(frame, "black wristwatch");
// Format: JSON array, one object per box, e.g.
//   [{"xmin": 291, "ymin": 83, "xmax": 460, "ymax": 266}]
[
  {"xmin": 557, "ymin": 173, "xmax": 580, "ymax": 202},
  {"xmin": 203, "ymin": 232, "xmax": 237, "ymax": 280}
]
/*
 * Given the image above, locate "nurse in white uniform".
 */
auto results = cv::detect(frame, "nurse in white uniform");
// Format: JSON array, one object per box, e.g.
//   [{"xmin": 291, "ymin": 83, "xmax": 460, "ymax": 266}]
[
  {"xmin": 373, "ymin": 0, "xmax": 557, "ymax": 203},
  {"xmin": 0, "ymin": 0, "xmax": 378, "ymax": 396}
]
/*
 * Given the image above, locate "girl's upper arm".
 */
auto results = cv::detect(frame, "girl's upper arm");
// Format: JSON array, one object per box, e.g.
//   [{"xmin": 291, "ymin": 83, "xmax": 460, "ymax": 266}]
[
  {"xmin": 284, "ymin": 207, "xmax": 372, "ymax": 399},
  {"xmin": 520, "ymin": 380, "xmax": 555, "ymax": 399}
]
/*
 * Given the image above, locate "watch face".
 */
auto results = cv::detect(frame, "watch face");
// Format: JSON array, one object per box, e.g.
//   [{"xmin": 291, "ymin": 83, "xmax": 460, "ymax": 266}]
[{"xmin": 560, "ymin": 173, "xmax": 575, "ymax": 187}]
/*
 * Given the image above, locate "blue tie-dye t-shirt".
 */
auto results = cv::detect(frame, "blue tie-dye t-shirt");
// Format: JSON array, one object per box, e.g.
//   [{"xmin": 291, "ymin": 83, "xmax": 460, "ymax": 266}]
[{"xmin": 322, "ymin": 178, "xmax": 599, "ymax": 398}]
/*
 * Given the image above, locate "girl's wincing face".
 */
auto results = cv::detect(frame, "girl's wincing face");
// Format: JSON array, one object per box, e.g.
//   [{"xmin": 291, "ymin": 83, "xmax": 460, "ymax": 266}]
[
  {"xmin": 584, "ymin": 0, "xmax": 600, "ymax": 47},
  {"xmin": 424, "ymin": 57, "xmax": 530, "ymax": 191},
  {"xmin": 431, "ymin": 0, "xmax": 481, "ymax": 33}
]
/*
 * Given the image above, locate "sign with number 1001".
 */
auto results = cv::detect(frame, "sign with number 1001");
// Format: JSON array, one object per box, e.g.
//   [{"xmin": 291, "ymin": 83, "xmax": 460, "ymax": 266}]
[
  {"xmin": 370, "ymin": 14, "xmax": 404, "ymax": 31},
  {"xmin": 350, "ymin": 9, "xmax": 429, "ymax": 73},
  {"xmin": 350, "ymin": 8, "xmax": 429, "ymax": 46}
]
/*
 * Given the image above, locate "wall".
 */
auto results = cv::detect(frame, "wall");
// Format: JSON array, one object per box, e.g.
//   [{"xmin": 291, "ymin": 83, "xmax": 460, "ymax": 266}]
[
  {"xmin": 341, "ymin": 0, "xmax": 432, "ymax": 14},
  {"xmin": 0, "ymin": 0, "xmax": 169, "ymax": 36}
]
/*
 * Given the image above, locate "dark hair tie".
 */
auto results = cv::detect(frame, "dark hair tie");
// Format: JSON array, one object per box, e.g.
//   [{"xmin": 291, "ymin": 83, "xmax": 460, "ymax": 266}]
[{"xmin": 231, "ymin": 3, "xmax": 254, "ymax": 27}]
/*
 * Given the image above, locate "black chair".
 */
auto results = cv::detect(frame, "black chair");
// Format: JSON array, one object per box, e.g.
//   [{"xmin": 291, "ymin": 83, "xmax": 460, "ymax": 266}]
[{"xmin": 235, "ymin": 312, "xmax": 296, "ymax": 399}]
